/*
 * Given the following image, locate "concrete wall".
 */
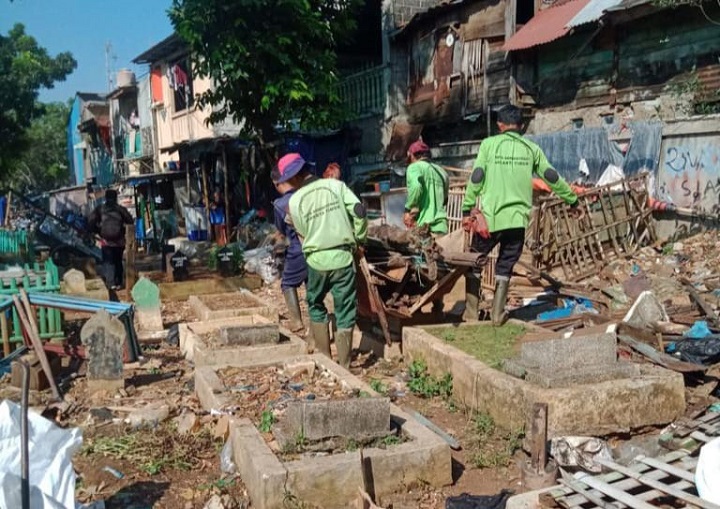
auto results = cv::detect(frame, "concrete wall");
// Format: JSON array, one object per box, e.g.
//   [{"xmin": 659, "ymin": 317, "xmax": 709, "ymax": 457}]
[{"xmin": 654, "ymin": 116, "xmax": 720, "ymax": 240}]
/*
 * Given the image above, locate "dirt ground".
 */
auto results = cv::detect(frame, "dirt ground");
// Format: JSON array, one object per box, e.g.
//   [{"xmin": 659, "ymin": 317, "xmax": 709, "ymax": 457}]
[{"xmin": 1, "ymin": 272, "xmax": 710, "ymax": 509}]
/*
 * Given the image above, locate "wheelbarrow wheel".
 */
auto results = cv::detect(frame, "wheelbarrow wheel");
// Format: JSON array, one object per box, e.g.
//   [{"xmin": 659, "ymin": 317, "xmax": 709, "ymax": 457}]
[{"xmin": 50, "ymin": 246, "xmax": 72, "ymax": 267}]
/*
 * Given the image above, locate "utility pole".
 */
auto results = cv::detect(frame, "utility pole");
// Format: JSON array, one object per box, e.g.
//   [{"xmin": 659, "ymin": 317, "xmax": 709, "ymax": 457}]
[{"xmin": 105, "ymin": 42, "xmax": 115, "ymax": 93}]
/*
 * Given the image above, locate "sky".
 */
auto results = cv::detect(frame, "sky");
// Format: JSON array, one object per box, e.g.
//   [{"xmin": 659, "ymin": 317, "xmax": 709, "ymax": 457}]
[{"xmin": 0, "ymin": 0, "xmax": 174, "ymax": 103}]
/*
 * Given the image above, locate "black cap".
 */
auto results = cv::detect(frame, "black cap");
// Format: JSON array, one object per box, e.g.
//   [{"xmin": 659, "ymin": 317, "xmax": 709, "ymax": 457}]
[
  {"xmin": 497, "ymin": 105, "xmax": 523, "ymax": 125},
  {"xmin": 105, "ymin": 189, "xmax": 118, "ymax": 202}
]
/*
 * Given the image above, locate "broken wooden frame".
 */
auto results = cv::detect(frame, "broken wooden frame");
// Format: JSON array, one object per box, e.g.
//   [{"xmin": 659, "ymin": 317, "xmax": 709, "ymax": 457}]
[
  {"xmin": 529, "ymin": 174, "xmax": 657, "ymax": 282},
  {"xmin": 543, "ymin": 409, "xmax": 720, "ymax": 509}
]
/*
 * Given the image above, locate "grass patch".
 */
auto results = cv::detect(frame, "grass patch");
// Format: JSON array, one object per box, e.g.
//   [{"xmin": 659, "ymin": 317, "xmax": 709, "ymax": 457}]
[
  {"xmin": 426, "ymin": 323, "xmax": 525, "ymax": 369},
  {"xmin": 370, "ymin": 378, "xmax": 389, "ymax": 395},
  {"xmin": 467, "ymin": 411, "xmax": 524, "ymax": 469},
  {"xmin": 407, "ymin": 360, "xmax": 452, "ymax": 400},
  {"xmin": 82, "ymin": 423, "xmax": 222, "ymax": 476}
]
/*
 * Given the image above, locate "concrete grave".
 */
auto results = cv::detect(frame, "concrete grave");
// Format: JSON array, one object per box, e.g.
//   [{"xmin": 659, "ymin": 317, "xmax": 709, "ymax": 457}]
[
  {"xmin": 403, "ymin": 324, "xmax": 685, "ymax": 437},
  {"xmin": 179, "ymin": 316, "xmax": 306, "ymax": 365},
  {"xmin": 159, "ymin": 276, "xmax": 262, "ymax": 302},
  {"xmin": 219, "ymin": 321, "xmax": 279, "ymax": 346},
  {"xmin": 504, "ymin": 326, "xmax": 640, "ymax": 388},
  {"xmin": 189, "ymin": 290, "xmax": 278, "ymax": 322},
  {"xmin": 131, "ymin": 277, "xmax": 164, "ymax": 332},
  {"xmin": 81, "ymin": 309, "xmax": 126, "ymax": 394},
  {"xmin": 195, "ymin": 354, "xmax": 452, "ymax": 509}
]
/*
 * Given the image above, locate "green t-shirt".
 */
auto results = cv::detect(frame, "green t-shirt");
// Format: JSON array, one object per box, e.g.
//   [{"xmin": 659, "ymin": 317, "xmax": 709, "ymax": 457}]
[
  {"xmin": 463, "ymin": 131, "xmax": 577, "ymax": 232},
  {"xmin": 405, "ymin": 160, "xmax": 449, "ymax": 234},
  {"xmin": 288, "ymin": 177, "xmax": 368, "ymax": 271}
]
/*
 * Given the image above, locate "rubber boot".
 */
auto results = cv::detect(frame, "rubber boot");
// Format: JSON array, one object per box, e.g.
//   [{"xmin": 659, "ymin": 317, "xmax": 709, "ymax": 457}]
[
  {"xmin": 309, "ymin": 321, "xmax": 331, "ymax": 358},
  {"xmin": 464, "ymin": 272, "xmax": 481, "ymax": 321},
  {"xmin": 282, "ymin": 288, "xmax": 304, "ymax": 332},
  {"xmin": 491, "ymin": 277, "xmax": 510, "ymax": 326},
  {"xmin": 335, "ymin": 328, "xmax": 353, "ymax": 368}
]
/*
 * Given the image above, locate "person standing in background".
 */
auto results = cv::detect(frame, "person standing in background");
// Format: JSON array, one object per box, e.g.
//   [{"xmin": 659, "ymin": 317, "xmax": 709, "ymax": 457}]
[
  {"xmin": 403, "ymin": 140, "xmax": 449, "ymax": 235},
  {"xmin": 88, "ymin": 189, "xmax": 134, "ymax": 290}
]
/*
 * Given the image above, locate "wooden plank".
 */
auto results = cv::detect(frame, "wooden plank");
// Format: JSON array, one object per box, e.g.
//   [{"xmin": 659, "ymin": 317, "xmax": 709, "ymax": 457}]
[
  {"xmin": 559, "ymin": 471, "xmax": 622, "ymax": 509},
  {"xmin": 571, "ymin": 471, "xmax": 657, "ymax": 509},
  {"xmin": 594, "ymin": 458, "xmax": 720, "ymax": 509},
  {"xmin": 550, "ymin": 450, "xmax": 690, "ymax": 505},
  {"xmin": 1, "ymin": 312, "xmax": 9, "ymax": 357},
  {"xmin": 617, "ymin": 334, "xmax": 706, "ymax": 373},
  {"xmin": 531, "ymin": 403, "xmax": 548, "ymax": 472},
  {"xmin": 635, "ymin": 456, "xmax": 695, "ymax": 483},
  {"xmin": 358, "ymin": 256, "xmax": 392, "ymax": 346}
]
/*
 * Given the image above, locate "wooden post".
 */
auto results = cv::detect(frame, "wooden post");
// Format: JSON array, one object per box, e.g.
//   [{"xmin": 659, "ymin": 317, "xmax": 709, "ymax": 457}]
[
  {"xmin": 125, "ymin": 223, "xmax": 137, "ymax": 290},
  {"xmin": 222, "ymin": 145, "xmax": 230, "ymax": 242},
  {"xmin": 530, "ymin": 402, "xmax": 548, "ymax": 473},
  {"xmin": 201, "ymin": 157, "xmax": 212, "ymax": 242},
  {"xmin": 5, "ymin": 191, "xmax": 12, "ymax": 227},
  {"xmin": 1, "ymin": 312, "xmax": 9, "ymax": 357}
]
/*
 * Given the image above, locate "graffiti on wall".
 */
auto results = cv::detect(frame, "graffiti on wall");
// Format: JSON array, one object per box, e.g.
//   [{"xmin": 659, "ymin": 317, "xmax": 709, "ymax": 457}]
[{"xmin": 657, "ymin": 135, "xmax": 720, "ymax": 238}]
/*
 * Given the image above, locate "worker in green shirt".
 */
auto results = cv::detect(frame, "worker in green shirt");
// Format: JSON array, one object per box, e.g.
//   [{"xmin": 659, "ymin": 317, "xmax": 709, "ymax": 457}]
[
  {"xmin": 282, "ymin": 153, "xmax": 368, "ymax": 368},
  {"xmin": 462, "ymin": 105, "xmax": 582, "ymax": 325},
  {"xmin": 403, "ymin": 140, "xmax": 449, "ymax": 234}
]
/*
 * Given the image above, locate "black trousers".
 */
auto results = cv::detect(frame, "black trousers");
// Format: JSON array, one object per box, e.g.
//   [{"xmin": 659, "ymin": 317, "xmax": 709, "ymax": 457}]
[
  {"xmin": 101, "ymin": 246, "xmax": 125, "ymax": 287},
  {"xmin": 470, "ymin": 228, "xmax": 525, "ymax": 279}
]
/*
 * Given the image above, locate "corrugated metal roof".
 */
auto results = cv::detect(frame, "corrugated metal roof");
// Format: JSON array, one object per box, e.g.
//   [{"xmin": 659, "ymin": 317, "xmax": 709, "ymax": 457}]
[
  {"xmin": 567, "ymin": 0, "xmax": 624, "ymax": 27},
  {"xmin": 605, "ymin": 0, "xmax": 652, "ymax": 11},
  {"xmin": 503, "ymin": 0, "xmax": 592, "ymax": 51}
]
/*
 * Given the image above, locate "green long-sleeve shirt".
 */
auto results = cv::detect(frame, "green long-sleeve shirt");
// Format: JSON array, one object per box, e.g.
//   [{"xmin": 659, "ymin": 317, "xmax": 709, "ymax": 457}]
[
  {"xmin": 405, "ymin": 160, "xmax": 449, "ymax": 234},
  {"xmin": 462, "ymin": 131, "xmax": 578, "ymax": 232},
  {"xmin": 288, "ymin": 176, "xmax": 368, "ymax": 271}
]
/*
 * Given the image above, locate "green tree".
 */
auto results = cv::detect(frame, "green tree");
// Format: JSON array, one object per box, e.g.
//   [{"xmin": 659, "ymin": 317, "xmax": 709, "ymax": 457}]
[
  {"xmin": 0, "ymin": 24, "xmax": 76, "ymax": 178},
  {"xmin": 6, "ymin": 101, "xmax": 72, "ymax": 192},
  {"xmin": 168, "ymin": 0, "xmax": 361, "ymax": 143}
]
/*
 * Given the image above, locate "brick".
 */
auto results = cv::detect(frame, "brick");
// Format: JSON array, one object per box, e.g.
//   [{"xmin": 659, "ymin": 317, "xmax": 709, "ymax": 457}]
[{"xmin": 219, "ymin": 323, "xmax": 279, "ymax": 346}]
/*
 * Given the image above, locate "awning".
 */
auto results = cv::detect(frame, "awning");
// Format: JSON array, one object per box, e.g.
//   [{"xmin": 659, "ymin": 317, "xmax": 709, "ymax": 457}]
[
  {"xmin": 567, "ymin": 0, "xmax": 623, "ymax": 27},
  {"xmin": 503, "ymin": 0, "xmax": 592, "ymax": 51}
]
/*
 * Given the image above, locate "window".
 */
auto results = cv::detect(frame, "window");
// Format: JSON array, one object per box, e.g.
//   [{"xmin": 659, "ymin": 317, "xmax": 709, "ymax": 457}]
[{"xmin": 168, "ymin": 57, "xmax": 194, "ymax": 112}]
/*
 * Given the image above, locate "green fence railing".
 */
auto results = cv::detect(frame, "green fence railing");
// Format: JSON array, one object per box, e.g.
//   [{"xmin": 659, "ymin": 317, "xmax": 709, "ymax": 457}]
[
  {"xmin": 0, "ymin": 260, "xmax": 63, "ymax": 345},
  {"xmin": 0, "ymin": 229, "xmax": 34, "ymax": 262}
]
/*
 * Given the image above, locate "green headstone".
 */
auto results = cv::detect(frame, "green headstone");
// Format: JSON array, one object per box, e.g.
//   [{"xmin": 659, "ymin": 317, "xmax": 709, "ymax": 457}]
[{"xmin": 131, "ymin": 277, "xmax": 161, "ymax": 310}]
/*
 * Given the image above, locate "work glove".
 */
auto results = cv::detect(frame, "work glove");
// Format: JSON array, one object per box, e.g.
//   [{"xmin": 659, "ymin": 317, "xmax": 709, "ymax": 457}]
[
  {"xmin": 403, "ymin": 209, "xmax": 418, "ymax": 229},
  {"xmin": 471, "ymin": 208, "xmax": 490, "ymax": 240},
  {"xmin": 461, "ymin": 215, "xmax": 474, "ymax": 232},
  {"xmin": 569, "ymin": 200, "xmax": 585, "ymax": 221}
]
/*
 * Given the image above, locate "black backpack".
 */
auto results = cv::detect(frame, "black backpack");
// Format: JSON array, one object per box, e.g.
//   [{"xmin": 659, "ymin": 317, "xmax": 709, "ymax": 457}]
[{"xmin": 100, "ymin": 205, "xmax": 125, "ymax": 241}]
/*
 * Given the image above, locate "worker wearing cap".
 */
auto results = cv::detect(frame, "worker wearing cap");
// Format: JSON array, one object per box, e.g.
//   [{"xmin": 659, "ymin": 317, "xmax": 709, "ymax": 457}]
[
  {"xmin": 271, "ymin": 166, "xmax": 308, "ymax": 335},
  {"xmin": 281, "ymin": 153, "xmax": 368, "ymax": 367},
  {"xmin": 403, "ymin": 140, "xmax": 449, "ymax": 234},
  {"xmin": 462, "ymin": 105, "xmax": 581, "ymax": 325}
]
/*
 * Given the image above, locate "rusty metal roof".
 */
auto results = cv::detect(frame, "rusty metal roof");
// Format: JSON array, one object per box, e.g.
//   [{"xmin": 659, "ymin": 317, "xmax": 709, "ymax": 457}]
[{"xmin": 503, "ymin": 0, "xmax": 592, "ymax": 51}]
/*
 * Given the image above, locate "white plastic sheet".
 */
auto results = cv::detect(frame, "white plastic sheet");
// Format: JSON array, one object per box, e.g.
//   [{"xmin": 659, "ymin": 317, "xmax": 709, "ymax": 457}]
[
  {"xmin": 697, "ymin": 436, "xmax": 720, "ymax": 504},
  {"xmin": 0, "ymin": 400, "xmax": 83, "ymax": 509}
]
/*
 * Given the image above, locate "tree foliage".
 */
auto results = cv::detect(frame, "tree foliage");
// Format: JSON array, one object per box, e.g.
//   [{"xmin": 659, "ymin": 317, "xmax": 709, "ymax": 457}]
[
  {"xmin": 0, "ymin": 24, "xmax": 76, "ymax": 178},
  {"xmin": 168, "ymin": 0, "xmax": 362, "ymax": 142},
  {"xmin": 653, "ymin": 0, "xmax": 720, "ymax": 25},
  {"xmin": 6, "ymin": 102, "xmax": 72, "ymax": 193}
]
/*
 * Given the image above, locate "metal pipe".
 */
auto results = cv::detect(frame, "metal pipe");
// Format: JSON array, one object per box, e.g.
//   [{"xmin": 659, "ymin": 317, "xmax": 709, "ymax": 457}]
[{"xmin": 20, "ymin": 360, "xmax": 30, "ymax": 509}]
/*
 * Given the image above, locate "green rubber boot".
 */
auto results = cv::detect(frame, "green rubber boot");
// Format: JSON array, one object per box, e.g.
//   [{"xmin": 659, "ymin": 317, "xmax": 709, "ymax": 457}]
[
  {"xmin": 335, "ymin": 328, "xmax": 353, "ymax": 368},
  {"xmin": 283, "ymin": 288, "xmax": 304, "ymax": 333},
  {"xmin": 309, "ymin": 321, "xmax": 331, "ymax": 358},
  {"xmin": 491, "ymin": 277, "xmax": 509, "ymax": 326},
  {"xmin": 464, "ymin": 273, "xmax": 481, "ymax": 321}
]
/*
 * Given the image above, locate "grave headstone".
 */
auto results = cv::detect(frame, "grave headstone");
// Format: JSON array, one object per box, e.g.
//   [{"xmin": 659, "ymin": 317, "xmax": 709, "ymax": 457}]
[
  {"xmin": 217, "ymin": 246, "xmax": 236, "ymax": 277},
  {"xmin": 131, "ymin": 277, "xmax": 164, "ymax": 332},
  {"xmin": 276, "ymin": 398, "xmax": 390, "ymax": 448},
  {"xmin": 171, "ymin": 251, "xmax": 190, "ymax": 282},
  {"xmin": 81, "ymin": 309, "xmax": 126, "ymax": 394},
  {"xmin": 63, "ymin": 269, "xmax": 86, "ymax": 294},
  {"xmin": 219, "ymin": 322, "xmax": 279, "ymax": 346}
]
